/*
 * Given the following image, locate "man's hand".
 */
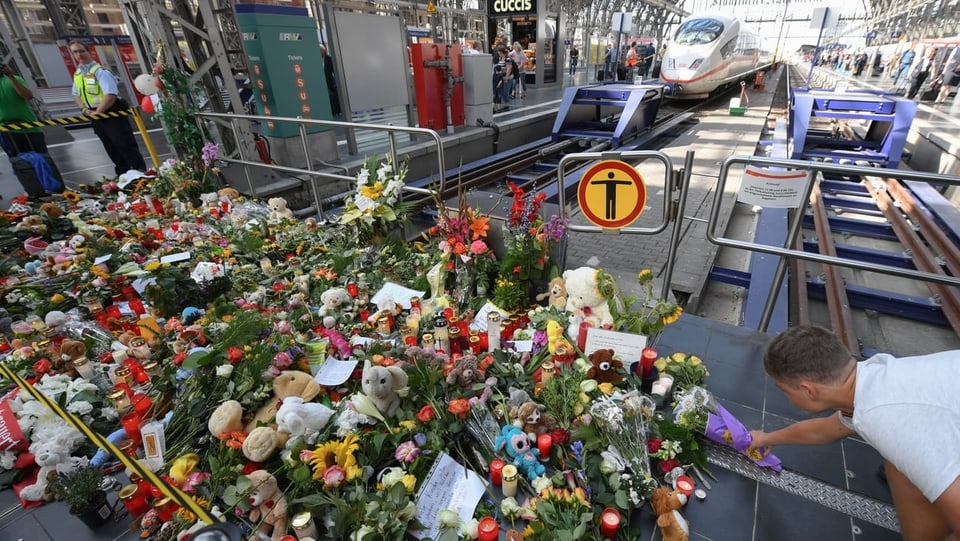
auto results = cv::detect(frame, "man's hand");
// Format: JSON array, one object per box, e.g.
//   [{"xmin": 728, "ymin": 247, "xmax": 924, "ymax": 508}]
[
  {"xmin": 747, "ymin": 430, "xmax": 774, "ymax": 456},
  {"xmin": 1, "ymin": 64, "xmax": 12, "ymax": 77}
]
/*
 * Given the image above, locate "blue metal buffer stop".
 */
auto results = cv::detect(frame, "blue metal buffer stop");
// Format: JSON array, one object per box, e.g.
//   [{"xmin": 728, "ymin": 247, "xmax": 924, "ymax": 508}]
[{"xmin": 552, "ymin": 83, "xmax": 666, "ymax": 148}]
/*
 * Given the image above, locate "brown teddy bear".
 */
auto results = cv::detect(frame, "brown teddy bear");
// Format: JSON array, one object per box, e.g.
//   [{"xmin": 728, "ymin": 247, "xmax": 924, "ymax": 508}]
[
  {"xmin": 245, "ymin": 469, "xmax": 289, "ymax": 541},
  {"xmin": 586, "ymin": 348, "xmax": 623, "ymax": 384},
  {"xmin": 509, "ymin": 400, "xmax": 556, "ymax": 438},
  {"xmin": 445, "ymin": 355, "xmax": 483, "ymax": 388},
  {"xmin": 56, "ymin": 339, "xmax": 87, "ymax": 377},
  {"xmin": 245, "ymin": 370, "xmax": 322, "ymax": 432},
  {"xmin": 651, "ymin": 486, "xmax": 690, "ymax": 541}
]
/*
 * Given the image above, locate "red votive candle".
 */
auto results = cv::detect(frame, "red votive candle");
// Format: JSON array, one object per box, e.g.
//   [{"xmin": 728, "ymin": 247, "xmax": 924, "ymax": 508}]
[
  {"xmin": 600, "ymin": 507, "xmax": 621, "ymax": 539},
  {"xmin": 121, "ymin": 411, "xmax": 142, "ymax": 444},
  {"xmin": 119, "ymin": 484, "xmax": 150, "ymax": 518},
  {"xmin": 477, "ymin": 516, "xmax": 499, "ymax": 541},
  {"xmin": 131, "ymin": 393, "xmax": 153, "ymax": 418},
  {"xmin": 640, "ymin": 347, "xmax": 658, "ymax": 378},
  {"xmin": 537, "ymin": 433, "xmax": 552, "ymax": 458},
  {"xmin": 674, "ymin": 474, "xmax": 695, "ymax": 496},
  {"xmin": 152, "ymin": 497, "xmax": 179, "ymax": 522},
  {"xmin": 489, "ymin": 458, "xmax": 506, "ymax": 486}
]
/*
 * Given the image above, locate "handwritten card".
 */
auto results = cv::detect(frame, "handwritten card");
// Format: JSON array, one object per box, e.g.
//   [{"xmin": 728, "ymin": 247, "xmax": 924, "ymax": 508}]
[
  {"xmin": 469, "ymin": 301, "xmax": 509, "ymax": 332},
  {"xmin": 313, "ymin": 358, "xmax": 358, "ymax": 386},
  {"xmin": 411, "ymin": 452, "xmax": 486, "ymax": 540},
  {"xmin": 371, "ymin": 282, "xmax": 426, "ymax": 310},
  {"xmin": 583, "ymin": 327, "xmax": 647, "ymax": 362}
]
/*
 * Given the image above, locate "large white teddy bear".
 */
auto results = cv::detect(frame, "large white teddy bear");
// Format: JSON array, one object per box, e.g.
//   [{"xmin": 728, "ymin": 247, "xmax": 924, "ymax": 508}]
[
  {"xmin": 19, "ymin": 420, "xmax": 89, "ymax": 502},
  {"xmin": 563, "ymin": 266, "xmax": 614, "ymax": 329},
  {"xmin": 275, "ymin": 397, "xmax": 334, "ymax": 445}
]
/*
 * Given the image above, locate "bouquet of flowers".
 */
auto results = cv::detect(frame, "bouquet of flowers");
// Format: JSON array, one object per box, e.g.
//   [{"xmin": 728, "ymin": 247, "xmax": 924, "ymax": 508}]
[
  {"xmin": 428, "ymin": 189, "xmax": 497, "ymax": 306},
  {"xmin": 340, "ymin": 156, "xmax": 413, "ymax": 243},
  {"xmin": 493, "ymin": 182, "xmax": 566, "ymax": 312},
  {"xmin": 654, "ymin": 352, "xmax": 709, "ymax": 392},
  {"xmin": 607, "ymin": 269, "xmax": 683, "ymax": 337},
  {"xmin": 587, "ymin": 391, "xmax": 657, "ymax": 506}
]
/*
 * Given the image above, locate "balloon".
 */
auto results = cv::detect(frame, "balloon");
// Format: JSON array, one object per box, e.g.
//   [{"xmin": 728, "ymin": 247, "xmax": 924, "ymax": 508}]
[
  {"xmin": 140, "ymin": 94, "xmax": 155, "ymax": 114},
  {"xmin": 134, "ymin": 73, "xmax": 159, "ymax": 95}
]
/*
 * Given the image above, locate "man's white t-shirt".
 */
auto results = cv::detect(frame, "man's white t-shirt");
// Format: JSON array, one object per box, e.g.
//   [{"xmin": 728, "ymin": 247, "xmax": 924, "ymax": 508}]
[{"xmin": 838, "ymin": 351, "xmax": 960, "ymax": 502}]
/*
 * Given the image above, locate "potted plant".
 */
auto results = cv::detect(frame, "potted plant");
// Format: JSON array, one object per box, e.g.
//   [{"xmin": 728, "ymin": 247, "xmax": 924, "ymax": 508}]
[{"xmin": 53, "ymin": 465, "xmax": 113, "ymax": 528}]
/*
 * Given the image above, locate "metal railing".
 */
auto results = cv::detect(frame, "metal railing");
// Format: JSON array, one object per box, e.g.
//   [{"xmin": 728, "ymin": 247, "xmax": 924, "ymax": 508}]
[
  {"xmin": 708, "ymin": 155, "xmax": 960, "ymax": 331},
  {"xmin": 194, "ymin": 112, "xmax": 446, "ymax": 218}
]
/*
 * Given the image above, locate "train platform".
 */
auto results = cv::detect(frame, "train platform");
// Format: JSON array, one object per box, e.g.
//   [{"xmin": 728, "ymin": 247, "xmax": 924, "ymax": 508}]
[{"xmin": 0, "ymin": 64, "xmax": 946, "ymax": 541}]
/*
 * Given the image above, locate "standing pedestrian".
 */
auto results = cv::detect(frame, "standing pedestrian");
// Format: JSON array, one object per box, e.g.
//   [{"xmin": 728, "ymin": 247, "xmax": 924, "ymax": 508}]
[
  {"xmin": 569, "ymin": 45, "xmax": 579, "ymax": 76},
  {"xmin": 510, "ymin": 43, "xmax": 527, "ymax": 98},
  {"xmin": 69, "ymin": 40, "xmax": 146, "ymax": 176},
  {"xmin": 935, "ymin": 48, "xmax": 960, "ymax": 104},
  {"xmin": 906, "ymin": 47, "xmax": 936, "ymax": 99},
  {"xmin": 892, "ymin": 45, "xmax": 916, "ymax": 89},
  {"xmin": 603, "ymin": 45, "xmax": 613, "ymax": 81},
  {"xmin": 0, "ymin": 62, "xmax": 47, "ymax": 157},
  {"xmin": 320, "ymin": 45, "xmax": 341, "ymax": 117}
]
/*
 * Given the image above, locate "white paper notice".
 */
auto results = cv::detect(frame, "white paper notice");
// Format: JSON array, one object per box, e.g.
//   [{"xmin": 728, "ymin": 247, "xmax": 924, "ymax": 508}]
[
  {"xmin": 93, "ymin": 254, "xmax": 112, "ymax": 265},
  {"xmin": 160, "ymin": 251, "xmax": 192, "ymax": 264},
  {"xmin": 411, "ymin": 452, "xmax": 486, "ymax": 540},
  {"xmin": 583, "ymin": 327, "xmax": 648, "ymax": 363},
  {"xmin": 737, "ymin": 166, "xmax": 812, "ymax": 208},
  {"xmin": 132, "ymin": 277, "xmax": 156, "ymax": 295},
  {"xmin": 313, "ymin": 359, "xmax": 358, "ymax": 386},
  {"xmin": 371, "ymin": 282, "xmax": 426, "ymax": 310},
  {"xmin": 469, "ymin": 301, "xmax": 509, "ymax": 332}
]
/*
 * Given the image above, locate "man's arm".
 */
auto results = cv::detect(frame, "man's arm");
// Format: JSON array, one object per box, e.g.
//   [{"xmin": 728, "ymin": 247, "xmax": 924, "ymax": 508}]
[
  {"xmin": 2, "ymin": 67, "xmax": 33, "ymax": 100},
  {"xmin": 748, "ymin": 413, "xmax": 856, "ymax": 452},
  {"xmin": 935, "ymin": 476, "xmax": 960, "ymax": 541}
]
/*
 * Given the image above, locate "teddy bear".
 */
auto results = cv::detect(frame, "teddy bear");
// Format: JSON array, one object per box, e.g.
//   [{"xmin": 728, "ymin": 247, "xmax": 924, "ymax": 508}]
[
  {"xmin": 275, "ymin": 396, "xmax": 334, "ymax": 445},
  {"xmin": 208, "ymin": 400, "xmax": 244, "ymax": 437},
  {"xmin": 19, "ymin": 422, "xmax": 89, "ymax": 502},
  {"xmin": 509, "ymin": 400, "xmax": 556, "ymax": 438},
  {"xmin": 244, "ymin": 469, "xmax": 289, "ymax": 541},
  {"xmin": 360, "ymin": 360, "xmax": 408, "ymax": 418},
  {"xmin": 292, "ymin": 274, "xmax": 311, "ymax": 296},
  {"xmin": 651, "ymin": 486, "xmax": 690, "ymax": 541},
  {"xmin": 14, "ymin": 215, "xmax": 46, "ymax": 235},
  {"xmin": 563, "ymin": 266, "xmax": 614, "ymax": 329},
  {"xmin": 318, "ymin": 287, "xmax": 353, "ymax": 329},
  {"xmin": 586, "ymin": 348, "xmax": 624, "ymax": 384},
  {"xmin": 246, "ymin": 370, "xmax": 322, "ymax": 433},
  {"xmin": 445, "ymin": 355, "xmax": 484, "ymax": 388},
  {"xmin": 494, "ymin": 424, "xmax": 544, "ymax": 481},
  {"xmin": 56, "ymin": 338, "xmax": 87, "ymax": 376},
  {"xmin": 218, "ymin": 186, "xmax": 240, "ymax": 201},
  {"xmin": 267, "ymin": 197, "xmax": 294, "ymax": 222},
  {"xmin": 536, "ymin": 276, "xmax": 568, "ymax": 311}
]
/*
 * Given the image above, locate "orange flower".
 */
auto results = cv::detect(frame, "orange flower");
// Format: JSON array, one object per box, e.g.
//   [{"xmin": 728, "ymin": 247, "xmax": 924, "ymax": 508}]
[
  {"xmin": 314, "ymin": 267, "xmax": 338, "ymax": 281},
  {"xmin": 453, "ymin": 242, "xmax": 467, "ymax": 255},
  {"xmin": 447, "ymin": 398, "xmax": 470, "ymax": 419},
  {"xmin": 469, "ymin": 214, "xmax": 490, "ymax": 239},
  {"xmin": 219, "ymin": 431, "xmax": 247, "ymax": 449}
]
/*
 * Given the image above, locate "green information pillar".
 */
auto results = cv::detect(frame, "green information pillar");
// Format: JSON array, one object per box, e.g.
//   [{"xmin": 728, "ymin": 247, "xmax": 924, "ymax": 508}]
[{"xmin": 236, "ymin": 3, "xmax": 338, "ymax": 165}]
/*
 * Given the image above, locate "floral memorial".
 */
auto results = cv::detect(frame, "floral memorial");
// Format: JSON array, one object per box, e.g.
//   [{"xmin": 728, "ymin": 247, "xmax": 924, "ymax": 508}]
[{"xmin": 0, "ymin": 142, "xmax": 779, "ymax": 540}]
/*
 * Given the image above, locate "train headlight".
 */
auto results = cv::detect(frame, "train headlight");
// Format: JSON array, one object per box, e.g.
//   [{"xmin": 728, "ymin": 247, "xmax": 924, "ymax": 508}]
[{"xmin": 690, "ymin": 58, "xmax": 704, "ymax": 69}]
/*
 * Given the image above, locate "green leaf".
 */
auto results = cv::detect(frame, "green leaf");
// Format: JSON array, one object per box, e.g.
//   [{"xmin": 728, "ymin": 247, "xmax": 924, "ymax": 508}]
[
  {"xmin": 290, "ymin": 464, "xmax": 313, "ymax": 484},
  {"xmin": 182, "ymin": 349, "xmax": 211, "ymax": 370},
  {"xmin": 615, "ymin": 489, "xmax": 629, "ymax": 509}
]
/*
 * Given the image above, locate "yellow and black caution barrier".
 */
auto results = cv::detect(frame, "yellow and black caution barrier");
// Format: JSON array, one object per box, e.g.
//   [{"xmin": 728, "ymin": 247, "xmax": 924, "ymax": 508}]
[
  {"xmin": 0, "ymin": 107, "xmax": 161, "ymax": 169},
  {"xmin": 0, "ymin": 362, "xmax": 217, "ymax": 525}
]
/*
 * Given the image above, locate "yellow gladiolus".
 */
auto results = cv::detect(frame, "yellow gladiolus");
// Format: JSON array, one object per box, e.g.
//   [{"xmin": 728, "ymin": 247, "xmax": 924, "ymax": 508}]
[{"xmin": 169, "ymin": 453, "xmax": 201, "ymax": 485}]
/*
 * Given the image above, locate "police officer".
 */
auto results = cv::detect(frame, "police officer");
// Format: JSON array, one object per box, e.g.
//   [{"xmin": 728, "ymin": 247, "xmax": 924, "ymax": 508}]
[{"xmin": 70, "ymin": 40, "xmax": 146, "ymax": 175}]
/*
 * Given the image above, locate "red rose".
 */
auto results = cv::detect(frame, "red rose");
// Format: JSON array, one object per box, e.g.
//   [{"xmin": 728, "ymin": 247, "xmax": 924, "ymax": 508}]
[
  {"xmin": 33, "ymin": 358, "xmax": 52, "ymax": 376},
  {"xmin": 417, "ymin": 405, "xmax": 436, "ymax": 423},
  {"xmin": 173, "ymin": 352, "xmax": 188, "ymax": 366},
  {"xmin": 550, "ymin": 429, "xmax": 570, "ymax": 446},
  {"xmin": 447, "ymin": 398, "xmax": 470, "ymax": 419},
  {"xmin": 647, "ymin": 438, "xmax": 662, "ymax": 453},
  {"xmin": 226, "ymin": 346, "xmax": 244, "ymax": 365},
  {"xmin": 658, "ymin": 459, "xmax": 681, "ymax": 474},
  {"xmin": 242, "ymin": 462, "xmax": 264, "ymax": 475}
]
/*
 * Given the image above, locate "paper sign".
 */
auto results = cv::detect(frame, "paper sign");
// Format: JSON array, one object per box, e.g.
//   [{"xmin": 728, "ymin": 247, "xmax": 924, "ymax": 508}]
[
  {"xmin": 469, "ymin": 301, "xmax": 509, "ymax": 332},
  {"xmin": 411, "ymin": 452, "xmax": 486, "ymax": 540},
  {"xmin": 508, "ymin": 340, "xmax": 534, "ymax": 352},
  {"xmin": 371, "ymin": 282, "xmax": 426, "ymax": 310},
  {"xmin": 583, "ymin": 327, "xmax": 648, "ymax": 362},
  {"xmin": 160, "ymin": 251, "xmax": 191, "ymax": 264},
  {"xmin": 737, "ymin": 166, "xmax": 812, "ymax": 208},
  {"xmin": 313, "ymin": 358, "xmax": 358, "ymax": 386},
  {"xmin": 132, "ymin": 277, "xmax": 156, "ymax": 295},
  {"xmin": 93, "ymin": 254, "xmax": 112, "ymax": 265}
]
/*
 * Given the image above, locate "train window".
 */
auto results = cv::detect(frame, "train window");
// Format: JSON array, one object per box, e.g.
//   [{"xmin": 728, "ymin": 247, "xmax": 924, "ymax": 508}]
[
  {"xmin": 674, "ymin": 18, "xmax": 724, "ymax": 45},
  {"xmin": 720, "ymin": 37, "xmax": 737, "ymax": 59}
]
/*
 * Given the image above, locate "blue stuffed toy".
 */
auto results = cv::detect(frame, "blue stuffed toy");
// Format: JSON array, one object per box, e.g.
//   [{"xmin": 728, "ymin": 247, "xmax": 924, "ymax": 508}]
[{"xmin": 494, "ymin": 424, "xmax": 545, "ymax": 480}]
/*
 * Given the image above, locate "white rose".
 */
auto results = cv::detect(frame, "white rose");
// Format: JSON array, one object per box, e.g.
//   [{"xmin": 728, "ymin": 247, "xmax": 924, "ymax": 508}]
[
  {"xmin": 216, "ymin": 364, "xmax": 234, "ymax": 377},
  {"xmin": 438, "ymin": 509, "xmax": 460, "ymax": 529}
]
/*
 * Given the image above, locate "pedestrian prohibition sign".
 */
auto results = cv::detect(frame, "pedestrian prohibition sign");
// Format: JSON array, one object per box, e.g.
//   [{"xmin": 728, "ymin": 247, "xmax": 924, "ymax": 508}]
[{"xmin": 578, "ymin": 160, "xmax": 647, "ymax": 229}]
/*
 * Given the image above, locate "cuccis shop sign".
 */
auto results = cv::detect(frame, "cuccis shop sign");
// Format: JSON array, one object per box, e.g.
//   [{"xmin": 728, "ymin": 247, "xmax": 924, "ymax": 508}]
[{"xmin": 489, "ymin": 0, "xmax": 537, "ymax": 16}]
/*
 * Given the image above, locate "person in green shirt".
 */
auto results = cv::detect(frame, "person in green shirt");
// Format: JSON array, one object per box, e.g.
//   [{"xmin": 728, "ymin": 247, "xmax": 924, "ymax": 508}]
[{"xmin": 0, "ymin": 63, "xmax": 47, "ymax": 157}]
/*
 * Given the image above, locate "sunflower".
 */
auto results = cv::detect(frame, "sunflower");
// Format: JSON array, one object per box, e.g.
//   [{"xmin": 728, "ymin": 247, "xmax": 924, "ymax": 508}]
[
  {"xmin": 309, "ymin": 433, "xmax": 362, "ymax": 482},
  {"xmin": 62, "ymin": 190, "xmax": 81, "ymax": 202}
]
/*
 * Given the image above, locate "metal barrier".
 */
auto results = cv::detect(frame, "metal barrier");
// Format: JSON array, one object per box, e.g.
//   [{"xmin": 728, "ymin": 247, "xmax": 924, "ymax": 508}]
[
  {"xmin": 194, "ymin": 112, "xmax": 446, "ymax": 220},
  {"xmin": 556, "ymin": 150, "xmax": 693, "ymax": 301},
  {"xmin": 708, "ymin": 155, "xmax": 960, "ymax": 331}
]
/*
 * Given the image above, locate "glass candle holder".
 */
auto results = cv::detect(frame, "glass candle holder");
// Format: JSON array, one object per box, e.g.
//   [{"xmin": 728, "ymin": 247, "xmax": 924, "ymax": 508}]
[
  {"xmin": 129, "ymin": 337, "xmax": 151, "ymax": 361},
  {"xmin": 152, "ymin": 497, "xmax": 179, "ymax": 522},
  {"xmin": 108, "ymin": 388, "xmax": 130, "ymax": 414},
  {"xmin": 600, "ymin": 507, "xmax": 621, "ymax": 539},
  {"xmin": 121, "ymin": 411, "xmax": 143, "ymax": 444},
  {"xmin": 501, "ymin": 465, "xmax": 518, "ymax": 497},
  {"xmin": 537, "ymin": 433, "xmax": 553, "ymax": 457},
  {"xmin": 114, "ymin": 365, "xmax": 133, "ymax": 387},
  {"xmin": 489, "ymin": 458, "xmax": 506, "ymax": 486},
  {"xmin": 119, "ymin": 484, "xmax": 150, "ymax": 518},
  {"xmin": 477, "ymin": 517, "xmax": 499, "ymax": 541},
  {"xmin": 291, "ymin": 511, "xmax": 319, "ymax": 539},
  {"xmin": 486, "ymin": 312, "xmax": 501, "ymax": 352},
  {"xmin": 131, "ymin": 392, "xmax": 153, "ymax": 418},
  {"xmin": 73, "ymin": 356, "xmax": 95, "ymax": 379},
  {"xmin": 117, "ymin": 438, "xmax": 138, "ymax": 458},
  {"xmin": 421, "ymin": 333, "xmax": 435, "ymax": 352}
]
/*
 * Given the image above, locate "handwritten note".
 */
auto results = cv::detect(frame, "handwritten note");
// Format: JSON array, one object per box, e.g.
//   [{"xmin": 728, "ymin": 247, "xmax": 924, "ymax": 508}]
[
  {"xmin": 583, "ymin": 327, "xmax": 648, "ymax": 362},
  {"xmin": 371, "ymin": 282, "xmax": 426, "ymax": 310},
  {"xmin": 410, "ymin": 452, "xmax": 486, "ymax": 540},
  {"xmin": 313, "ymin": 359, "xmax": 358, "ymax": 386},
  {"xmin": 469, "ymin": 301, "xmax": 509, "ymax": 332}
]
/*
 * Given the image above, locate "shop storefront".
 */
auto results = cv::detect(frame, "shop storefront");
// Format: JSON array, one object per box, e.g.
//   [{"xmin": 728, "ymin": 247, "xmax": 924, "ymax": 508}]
[{"xmin": 488, "ymin": 0, "xmax": 564, "ymax": 86}]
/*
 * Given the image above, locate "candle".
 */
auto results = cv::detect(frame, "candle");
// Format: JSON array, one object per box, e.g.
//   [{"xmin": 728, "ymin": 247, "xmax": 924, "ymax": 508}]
[
  {"xmin": 652, "ymin": 374, "xmax": 675, "ymax": 396},
  {"xmin": 121, "ymin": 411, "xmax": 143, "ymax": 444},
  {"xmin": 540, "ymin": 361, "xmax": 555, "ymax": 383},
  {"xmin": 501, "ymin": 464, "xmax": 518, "ymax": 497},
  {"xmin": 119, "ymin": 484, "xmax": 150, "ymax": 518},
  {"xmin": 152, "ymin": 497, "xmax": 179, "ymax": 522},
  {"xmin": 117, "ymin": 438, "xmax": 138, "ymax": 458},
  {"xmin": 489, "ymin": 458, "xmax": 506, "ymax": 486},
  {"xmin": 108, "ymin": 388, "xmax": 130, "ymax": 413},
  {"xmin": 421, "ymin": 333, "xmax": 435, "ymax": 352},
  {"xmin": 577, "ymin": 320, "xmax": 592, "ymax": 351},
  {"xmin": 640, "ymin": 347, "xmax": 658, "ymax": 378},
  {"xmin": 291, "ymin": 511, "xmax": 319, "ymax": 539},
  {"xmin": 674, "ymin": 475, "xmax": 695, "ymax": 496},
  {"xmin": 131, "ymin": 393, "xmax": 153, "ymax": 418},
  {"xmin": 486, "ymin": 312, "xmax": 501, "ymax": 352},
  {"xmin": 537, "ymin": 433, "xmax": 552, "ymax": 458},
  {"xmin": 477, "ymin": 516, "xmax": 499, "ymax": 541},
  {"xmin": 73, "ymin": 356, "xmax": 95, "ymax": 379},
  {"xmin": 600, "ymin": 507, "xmax": 621, "ymax": 539}
]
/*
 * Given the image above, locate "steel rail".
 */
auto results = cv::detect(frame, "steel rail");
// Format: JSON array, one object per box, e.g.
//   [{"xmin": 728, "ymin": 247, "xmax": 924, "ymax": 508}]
[
  {"xmin": 883, "ymin": 179, "xmax": 960, "ymax": 278},
  {"xmin": 810, "ymin": 182, "xmax": 859, "ymax": 355}
]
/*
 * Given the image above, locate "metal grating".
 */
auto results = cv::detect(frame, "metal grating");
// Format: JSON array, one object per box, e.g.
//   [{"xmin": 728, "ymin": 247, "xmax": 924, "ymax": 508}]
[{"xmin": 704, "ymin": 440, "xmax": 901, "ymax": 532}]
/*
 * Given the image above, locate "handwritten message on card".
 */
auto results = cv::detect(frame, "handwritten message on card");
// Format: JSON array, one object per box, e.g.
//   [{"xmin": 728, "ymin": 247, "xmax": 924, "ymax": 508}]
[{"xmin": 410, "ymin": 452, "xmax": 486, "ymax": 540}]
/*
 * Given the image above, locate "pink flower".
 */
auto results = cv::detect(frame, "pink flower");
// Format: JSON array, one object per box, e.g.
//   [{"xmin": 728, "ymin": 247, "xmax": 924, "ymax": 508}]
[
  {"xmin": 469, "ymin": 240, "xmax": 487, "ymax": 255},
  {"xmin": 274, "ymin": 320, "xmax": 292, "ymax": 335},
  {"xmin": 182, "ymin": 471, "xmax": 210, "ymax": 493},
  {"xmin": 323, "ymin": 465, "xmax": 347, "ymax": 488},
  {"xmin": 395, "ymin": 441, "xmax": 420, "ymax": 463},
  {"xmin": 299, "ymin": 450, "xmax": 314, "ymax": 462},
  {"xmin": 273, "ymin": 351, "xmax": 293, "ymax": 369}
]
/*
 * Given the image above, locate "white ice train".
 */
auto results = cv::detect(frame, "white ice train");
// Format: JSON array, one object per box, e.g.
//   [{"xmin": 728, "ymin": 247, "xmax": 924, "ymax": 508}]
[{"xmin": 659, "ymin": 13, "xmax": 774, "ymax": 97}]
